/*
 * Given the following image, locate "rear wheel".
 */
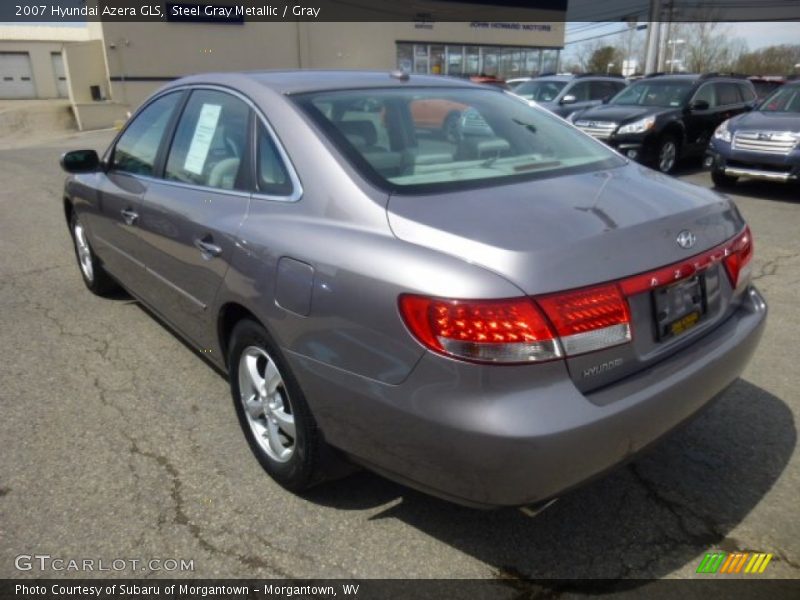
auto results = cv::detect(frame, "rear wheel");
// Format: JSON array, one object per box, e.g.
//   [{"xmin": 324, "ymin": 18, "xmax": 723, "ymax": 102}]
[
  {"xmin": 711, "ymin": 169, "xmax": 738, "ymax": 188},
  {"xmin": 655, "ymin": 135, "xmax": 679, "ymax": 174},
  {"xmin": 228, "ymin": 319, "xmax": 330, "ymax": 491},
  {"xmin": 69, "ymin": 212, "xmax": 118, "ymax": 295}
]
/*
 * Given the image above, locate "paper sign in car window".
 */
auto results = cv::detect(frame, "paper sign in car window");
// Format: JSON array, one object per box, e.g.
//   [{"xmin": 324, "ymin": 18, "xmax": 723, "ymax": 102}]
[{"xmin": 184, "ymin": 103, "xmax": 222, "ymax": 175}]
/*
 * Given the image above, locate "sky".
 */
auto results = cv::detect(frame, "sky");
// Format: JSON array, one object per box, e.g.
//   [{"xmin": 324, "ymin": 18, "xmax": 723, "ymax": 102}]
[{"xmin": 563, "ymin": 21, "xmax": 800, "ymax": 65}]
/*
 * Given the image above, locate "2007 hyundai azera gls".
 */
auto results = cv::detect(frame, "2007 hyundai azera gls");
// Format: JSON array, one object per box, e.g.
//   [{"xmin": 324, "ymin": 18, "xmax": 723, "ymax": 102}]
[{"xmin": 60, "ymin": 71, "xmax": 767, "ymax": 508}]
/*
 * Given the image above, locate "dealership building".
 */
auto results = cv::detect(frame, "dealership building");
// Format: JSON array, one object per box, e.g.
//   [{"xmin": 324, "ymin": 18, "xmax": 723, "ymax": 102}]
[{"xmin": 1, "ymin": 4, "xmax": 565, "ymax": 129}]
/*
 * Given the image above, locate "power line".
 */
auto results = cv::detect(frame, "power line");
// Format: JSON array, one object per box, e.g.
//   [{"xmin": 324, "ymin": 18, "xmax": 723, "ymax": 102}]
[{"xmin": 565, "ymin": 26, "xmax": 647, "ymax": 46}]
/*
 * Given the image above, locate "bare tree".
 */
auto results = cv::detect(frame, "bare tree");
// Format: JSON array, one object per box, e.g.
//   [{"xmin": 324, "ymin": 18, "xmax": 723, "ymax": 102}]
[
  {"xmin": 735, "ymin": 44, "xmax": 800, "ymax": 75},
  {"xmin": 671, "ymin": 22, "xmax": 747, "ymax": 73}
]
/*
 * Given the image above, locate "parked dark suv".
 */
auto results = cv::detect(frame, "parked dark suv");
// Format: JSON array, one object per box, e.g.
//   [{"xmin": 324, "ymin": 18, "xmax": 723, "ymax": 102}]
[
  {"xmin": 570, "ymin": 73, "xmax": 758, "ymax": 173},
  {"xmin": 706, "ymin": 80, "xmax": 800, "ymax": 187},
  {"xmin": 512, "ymin": 73, "xmax": 627, "ymax": 119}
]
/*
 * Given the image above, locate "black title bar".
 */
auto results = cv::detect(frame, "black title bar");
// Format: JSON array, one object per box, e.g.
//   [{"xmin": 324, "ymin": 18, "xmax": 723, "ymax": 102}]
[{"xmin": 2, "ymin": 0, "xmax": 799, "ymax": 22}]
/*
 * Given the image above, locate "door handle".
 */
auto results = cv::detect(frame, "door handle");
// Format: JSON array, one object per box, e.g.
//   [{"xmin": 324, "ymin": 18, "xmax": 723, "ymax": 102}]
[
  {"xmin": 120, "ymin": 208, "xmax": 138, "ymax": 226},
  {"xmin": 194, "ymin": 236, "xmax": 222, "ymax": 258}
]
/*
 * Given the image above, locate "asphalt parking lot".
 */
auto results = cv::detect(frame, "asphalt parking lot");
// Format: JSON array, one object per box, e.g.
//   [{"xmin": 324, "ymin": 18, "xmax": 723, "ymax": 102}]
[{"xmin": 1, "ymin": 129, "xmax": 798, "ymax": 585}]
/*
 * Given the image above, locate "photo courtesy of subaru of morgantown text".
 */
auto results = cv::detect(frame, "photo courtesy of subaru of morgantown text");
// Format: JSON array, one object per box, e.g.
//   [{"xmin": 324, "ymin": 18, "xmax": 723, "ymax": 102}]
[{"xmin": 61, "ymin": 70, "xmax": 766, "ymax": 508}]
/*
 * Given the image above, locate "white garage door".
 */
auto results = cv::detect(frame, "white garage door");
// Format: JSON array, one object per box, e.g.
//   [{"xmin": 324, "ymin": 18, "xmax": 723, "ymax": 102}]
[
  {"xmin": 0, "ymin": 52, "xmax": 36, "ymax": 98},
  {"xmin": 51, "ymin": 52, "xmax": 68, "ymax": 98}
]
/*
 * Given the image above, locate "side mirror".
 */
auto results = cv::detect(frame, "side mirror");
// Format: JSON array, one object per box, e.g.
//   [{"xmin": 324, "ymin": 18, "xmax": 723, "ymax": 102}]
[
  {"xmin": 60, "ymin": 149, "xmax": 100, "ymax": 173},
  {"xmin": 560, "ymin": 94, "xmax": 577, "ymax": 105},
  {"xmin": 689, "ymin": 99, "xmax": 710, "ymax": 111}
]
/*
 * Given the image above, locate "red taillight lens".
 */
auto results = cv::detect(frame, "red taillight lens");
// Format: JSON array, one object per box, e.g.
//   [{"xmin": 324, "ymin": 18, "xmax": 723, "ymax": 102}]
[
  {"xmin": 537, "ymin": 283, "xmax": 632, "ymax": 355},
  {"xmin": 398, "ymin": 295, "xmax": 561, "ymax": 363},
  {"xmin": 400, "ymin": 227, "xmax": 752, "ymax": 364},
  {"xmin": 723, "ymin": 226, "xmax": 753, "ymax": 290}
]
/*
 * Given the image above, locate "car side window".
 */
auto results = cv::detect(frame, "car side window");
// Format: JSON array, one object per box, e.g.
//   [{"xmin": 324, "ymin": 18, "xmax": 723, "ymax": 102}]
[
  {"xmin": 568, "ymin": 81, "xmax": 591, "ymax": 102},
  {"xmin": 737, "ymin": 83, "xmax": 756, "ymax": 103},
  {"xmin": 256, "ymin": 120, "xmax": 293, "ymax": 196},
  {"xmin": 165, "ymin": 89, "xmax": 251, "ymax": 191},
  {"xmin": 692, "ymin": 83, "xmax": 716, "ymax": 108},
  {"xmin": 111, "ymin": 92, "xmax": 182, "ymax": 176},
  {"xmin": 590, "ymin": 81, "xmax": 619, "ymax": 101},
  {"xmin": 715, "ymin": 82, "xmax": 741, "ymax": 106}
]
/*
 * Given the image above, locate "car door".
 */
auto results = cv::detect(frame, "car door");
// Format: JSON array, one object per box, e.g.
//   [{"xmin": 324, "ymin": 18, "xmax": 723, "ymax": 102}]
[
  {"xmin": 713, "ymin": 82, "xmax": 747, "ymax": 130},
  {"xmin": 89, "ymin": 91, "xmax": 185, "ymax": 293},
  {"xmin": 683, "ymin": 82, "xmax": 718, "ymax": 153},
  {"xmin": 556, "ymin": 80, "xmax": 592, "ymax": 117},
  {"xmin": 132, "ymin": 88, "xmax": 253, "ymax": 349}
]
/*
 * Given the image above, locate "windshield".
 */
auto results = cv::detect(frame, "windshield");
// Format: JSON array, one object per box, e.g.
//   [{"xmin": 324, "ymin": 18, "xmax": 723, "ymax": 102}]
[
  {"xmin": 611, "ymin": 80, "xmax": 694, "ymax": 107},
  {"xmin": 512, "ymin": 80, "xmax": 567, "ymax": 102},
  {"xmin": 759, "ymin": 85, "xmax": 800, "ymax": 112},
  {"xmin": 293, "ymin": 87, "xmax": 622, "ymax": 193}
]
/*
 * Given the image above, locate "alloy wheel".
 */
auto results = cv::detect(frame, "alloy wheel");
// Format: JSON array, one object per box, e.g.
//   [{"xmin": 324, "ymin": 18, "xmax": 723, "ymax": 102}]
[
  {"xmin": 659, "ymin": 141, "xmax": 677, "ymax": 173},
  {"xmin": 73, "ymin": 220, "xmax": 94, "ymax": 282},
  {"xmin": 237, "ymin": 346, "xmax": 296, "ymax": 463}
]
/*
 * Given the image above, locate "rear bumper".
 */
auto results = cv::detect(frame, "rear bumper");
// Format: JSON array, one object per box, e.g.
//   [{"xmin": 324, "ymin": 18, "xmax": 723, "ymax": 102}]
[{"xmin": 289, "ymin": 286, "xmax": 767, "ymax": 508}]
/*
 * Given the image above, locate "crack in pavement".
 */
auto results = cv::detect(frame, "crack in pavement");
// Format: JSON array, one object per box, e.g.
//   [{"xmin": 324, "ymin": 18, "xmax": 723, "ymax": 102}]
[{"xmin": 752, "ymin": 252, "xmax": 799, "ymax": 282}]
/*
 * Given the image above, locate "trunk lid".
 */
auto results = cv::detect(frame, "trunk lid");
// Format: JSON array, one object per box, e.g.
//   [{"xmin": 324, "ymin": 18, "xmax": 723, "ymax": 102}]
[{"xmin": 387, "ymin": 163, "xmax": 747, "ymax": 393}]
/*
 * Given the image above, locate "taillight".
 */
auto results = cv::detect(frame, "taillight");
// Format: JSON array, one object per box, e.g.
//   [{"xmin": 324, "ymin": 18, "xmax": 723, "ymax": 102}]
[
  {"xmin": 398, "ymin": 295, "xmax": 561, "ymax": 363},
  {"xmin": 723, "ymin": 226, "xmax": 753, "ymax": 290},
  {"xmin": 400, "ymin": 226, "xmax": 752, "ymax": 364},
  {"xmin": 537, "ymin": 284, "xmax": 632, "ymax": 355}
]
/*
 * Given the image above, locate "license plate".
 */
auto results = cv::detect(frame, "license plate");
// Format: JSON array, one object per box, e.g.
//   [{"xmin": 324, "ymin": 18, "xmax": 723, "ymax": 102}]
[{"xmin": 652, "ymin": 275, "xmax": 706, "ymax": 341}]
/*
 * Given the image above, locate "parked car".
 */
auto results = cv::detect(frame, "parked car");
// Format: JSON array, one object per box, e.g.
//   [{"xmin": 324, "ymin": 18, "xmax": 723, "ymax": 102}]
[
  {"xmin": 60, "ymin": 71, "xmax": 766, "ymax": 509},
  {"xmin": 512, "ymin": 73, "xmax": 627, "ymax": 118},
  {"xmin": 748, "ymin": 75, "xmax": 786, "ymax": 100},
  {"xmin": 410, "ymin": 97, "xmax": 468, "ymax": 141},
  {"xmin": 707, "ymin": 80, "xmax": 800, "ymax": 186},
  {"xmin": 468, "ymin": 75, "xmax": 509, "ymax": 89},
  {"xmin": 506, "ymin": 77, "xmax": 532, "ymax": 88},
  {"xmin": 570, "ymin": 73, "xmax": 758, "ymax": 173}
]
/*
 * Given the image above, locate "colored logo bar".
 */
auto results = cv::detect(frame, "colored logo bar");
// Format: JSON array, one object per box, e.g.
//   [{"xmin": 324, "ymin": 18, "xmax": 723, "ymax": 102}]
[{"xmin": 696, "ymin": 552, "xmax": 773, "ymax": 574}]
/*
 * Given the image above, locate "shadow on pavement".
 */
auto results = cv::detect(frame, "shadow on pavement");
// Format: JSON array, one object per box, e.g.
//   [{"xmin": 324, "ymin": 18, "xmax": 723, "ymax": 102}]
[
  {"xmin": 715, "ymin": 179, "xmax": 800, "ymax": 204},
  {"xmin": 305, "ymin": 378, "xmax": 795, "ymax": 581}
]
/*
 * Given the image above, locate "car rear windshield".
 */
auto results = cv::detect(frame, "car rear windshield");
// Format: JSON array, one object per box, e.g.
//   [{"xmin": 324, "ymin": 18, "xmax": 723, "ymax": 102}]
[
  {"xmin": 293, "ymin": 87, "xmax": 622, "ymax": 193},
  {"xmin": 759, "ymin": 85, "xmax": 800, "ymax": 112},
  {"xmin": 512, "ymin": 80, "xmax": 567, "ymax": 102},
  {"xmin": 610, "ymin": 80, "xmax": 694, "ymax": 107}
]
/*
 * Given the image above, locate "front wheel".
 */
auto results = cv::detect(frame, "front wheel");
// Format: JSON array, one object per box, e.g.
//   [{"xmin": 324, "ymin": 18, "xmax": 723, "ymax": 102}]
[
  {"xmin": 228, "ymin": 319, "xmax": 331, "ymax": 491},
  {"xmin": 655, "ymin": 136, "xmax": 679, "ymax": 174},
  {"xmin": 711, "ymin": 169, "xmax": 738, "ymax": 188},
  {"xmin": 70, "ymin": 212, "xmax": 118, "ymax": 295}
]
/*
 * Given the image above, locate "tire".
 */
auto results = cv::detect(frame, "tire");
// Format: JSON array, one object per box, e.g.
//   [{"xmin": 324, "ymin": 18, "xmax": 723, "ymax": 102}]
[
  {"xmin": 655, "ymin": 135, "xmax": 679, "ymax": 174},
  {"xmin": 711, "ymin": 169, "xmax": 738, "ymax": 188},
  {"xmin": 228, "ymin": 319, "xmax": 329, "ymax": 491},
  {"xmin": 69, "ymin": 211, "xmax": 118, "ymax": 296},
  {"xmin": 442, "ymin": 111, "xmax": 462, "ymax": 143}
]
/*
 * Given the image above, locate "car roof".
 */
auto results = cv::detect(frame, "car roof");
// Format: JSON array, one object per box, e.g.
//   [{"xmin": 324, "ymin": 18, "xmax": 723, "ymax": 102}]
[{"xmin": 171, "ymin": 70, "xmax": 480, "ymax": 95}]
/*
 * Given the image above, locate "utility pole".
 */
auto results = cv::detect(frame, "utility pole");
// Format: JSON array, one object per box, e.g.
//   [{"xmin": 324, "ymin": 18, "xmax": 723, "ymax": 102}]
[{"xmin": 644, "ymin": 0, "xmax": 662, "ymax": 74}]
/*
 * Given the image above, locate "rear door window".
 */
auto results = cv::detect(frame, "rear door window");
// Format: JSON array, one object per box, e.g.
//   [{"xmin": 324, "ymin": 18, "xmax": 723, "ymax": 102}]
[
  {"xmin": 737, "ymin": 83, "xmax": 757, "ymax": 103},
  {"xmin": 715, "ymin": 82, "xmax": 741, "ymax": 106},
  {"xmin": 165, "ymin": 89, "xmax": 251, "ymax": 191},
  {"xmin": 590, "ymin": 80, "xmax": 621, "ymax": 101}
]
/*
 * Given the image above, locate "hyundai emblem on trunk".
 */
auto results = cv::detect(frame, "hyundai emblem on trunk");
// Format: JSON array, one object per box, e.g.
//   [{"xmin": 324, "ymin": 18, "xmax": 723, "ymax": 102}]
[{"xmin": 676, "ymin": 230, "xmax": 696, "ymax": 249}]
